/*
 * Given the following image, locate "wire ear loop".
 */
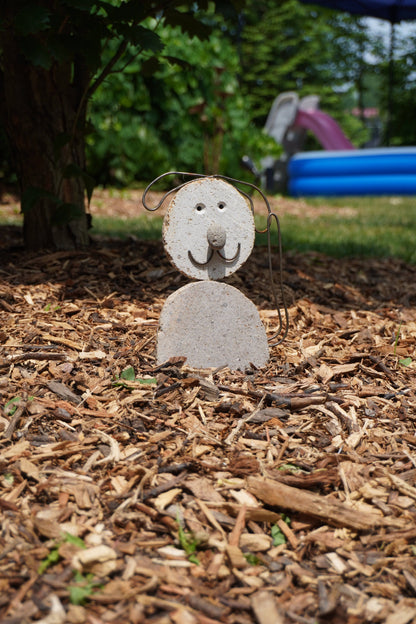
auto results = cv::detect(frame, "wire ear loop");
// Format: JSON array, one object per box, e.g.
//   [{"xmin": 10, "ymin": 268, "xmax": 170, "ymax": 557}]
[{"xmin": 142, "ymin": 171, "xmax": 289, "ymax": 346}]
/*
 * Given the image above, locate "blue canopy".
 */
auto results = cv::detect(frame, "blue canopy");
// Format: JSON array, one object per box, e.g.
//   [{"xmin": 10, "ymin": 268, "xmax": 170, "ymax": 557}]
[{"xmin": 299, "ymin": 0, "xmax": 416, "ymax": 22}]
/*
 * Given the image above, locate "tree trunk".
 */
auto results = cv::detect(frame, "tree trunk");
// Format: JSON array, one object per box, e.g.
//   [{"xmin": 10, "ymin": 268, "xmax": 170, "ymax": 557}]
[{"xmin": 0, "ymin": 34, "xmax": 91, "ymax": 250}]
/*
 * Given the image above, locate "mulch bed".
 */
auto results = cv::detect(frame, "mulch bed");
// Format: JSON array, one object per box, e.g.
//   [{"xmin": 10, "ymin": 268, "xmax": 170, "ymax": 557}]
[{"xmin": 1, "ymin": 220, "xmax": 416, "ymax": 624}]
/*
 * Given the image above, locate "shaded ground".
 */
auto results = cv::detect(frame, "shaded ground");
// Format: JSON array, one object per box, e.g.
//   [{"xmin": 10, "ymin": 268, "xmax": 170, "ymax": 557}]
[
  {"xmin": 1, "ymin": 193, "xmax": 416, "ymax": 623},
  {"xmin": 0, "ymin": 186, "xmax": 360, "ymax": 222}
]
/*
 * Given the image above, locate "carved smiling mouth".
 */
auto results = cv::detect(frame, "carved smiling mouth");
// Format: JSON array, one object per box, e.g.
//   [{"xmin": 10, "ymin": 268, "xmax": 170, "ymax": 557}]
[{"xmin": 188, "ymin": 244, "xmax": 241, "ymax": 268}]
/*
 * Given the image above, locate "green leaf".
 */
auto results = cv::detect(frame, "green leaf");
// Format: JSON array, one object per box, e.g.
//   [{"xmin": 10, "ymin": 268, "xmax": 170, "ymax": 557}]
[
  {"xmin": 21, "ymin": 187, "xmax": 59, "ymax": 214},
  {"xmin": 3, "ymin": 473, "xmax": 14, "ymax": 485},
  {"xmin": 394, "ymin": 322, "xmax": 402, "ymax": 355},
  {"xmin": 69, "ymin": 584, "xmax": 93, "ymax": 605},
  {"xmin": 278, "ymin": 463, "xmax": 302, "ymax": 474},
  {"xmin": 20, "ymin": 38, "xmax": 53, "ymax": 69},
  {"xmin": 38, "ymin": 547, "xmax": 60, "ymax": 574},
  {"xmin": 115, "ymin": 24, "xmax": 163, "ymax": 53},
  {"xmin": 164, "ymin": 9, "xmax": 211, "ymax": 40},
  {"xmin": 62, "ymin": 163, "xmax": 95, "ymax": 205},
  {"xmin": 163, "ymin": 55, "xmax": 192, "ymax": 70},
  {"xmin": 120, "ymin": 366, "xmax": 135, "ymax": 381},
  {"xmin": 399, "ymin": 357, "xmax": 412, "ymax": 367},
  {"xmin": 53, "ymin": 133, "xmax": 71, "ymax": 157},
  {"xmin": 69, "ymin": 571, "xmax": 96, "ymax": 605},
  {"xmin": 140, "ymin": 57, "xmax": 162, "ymax": 77},
  {"xmin": 62, "ymin": 0, "xmax": 94, "ymax": 10},
  {"xmin": 244, "ymin": 553, "xmax": 261, "ymax": 565},
  {"xmin": 14, "ymin": 6, "xmax": 51, "ymax": 36},
  {"xmin": 100, "ymin": 1, "xmax": 152, "ymax": 23},
  {"xmin": 177, "ymin": 523, "xmax": 200, "ymax": 564},
  {"xmin": 271, "ymin": 524, "xmax": 286, "ymax": 546},
  {"xmin": 22, "ymin": 175, "xmax": 88, "ymax": 226},
  {"xmin": 63, "ymin": 532, "xmax": 86, "ymax": 549},
  {"xmin": 38, "ymin": 532, "xmax": 85, "ymax": 575},
  {"xmin": 4, "ymin": 397, "xmax": 21, "ymax": 416},
  {"xmin": 51, "ymin": 203, "xmax": 85, "ymax": 226}
]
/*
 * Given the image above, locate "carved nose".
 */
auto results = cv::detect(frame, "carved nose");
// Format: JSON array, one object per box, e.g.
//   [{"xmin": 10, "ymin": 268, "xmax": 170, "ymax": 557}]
[{"xmin": 207, "ymin": 223, "xmax": 226, "ymax": 250}]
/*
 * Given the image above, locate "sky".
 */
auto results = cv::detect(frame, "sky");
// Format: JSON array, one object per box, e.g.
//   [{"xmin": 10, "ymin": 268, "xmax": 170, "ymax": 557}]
[{"xmin": 365, "ymin": 16, "xmax": 416, "ymax": 56}]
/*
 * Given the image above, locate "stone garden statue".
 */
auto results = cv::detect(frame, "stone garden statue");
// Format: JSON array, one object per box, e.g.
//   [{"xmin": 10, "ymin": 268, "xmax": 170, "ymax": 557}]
[{"xmin": 142, "ymin": 173, "xmax": 288, "ymax": 371}]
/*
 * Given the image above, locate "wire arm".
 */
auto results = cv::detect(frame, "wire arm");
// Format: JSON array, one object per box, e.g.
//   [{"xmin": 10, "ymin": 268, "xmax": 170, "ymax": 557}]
[{"xmin": 265, "ymin": 212, "xmax": 289, "ymax": 346}]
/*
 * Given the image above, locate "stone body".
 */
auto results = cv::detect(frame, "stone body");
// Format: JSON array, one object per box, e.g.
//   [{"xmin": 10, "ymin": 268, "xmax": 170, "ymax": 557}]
[
  {"xmin": 155, "ymin": 176, "xmax": 270, "ymax": 370},
  {"xmin": 157, "ymin": 282, "xmax": 269, "ymax": 370}
]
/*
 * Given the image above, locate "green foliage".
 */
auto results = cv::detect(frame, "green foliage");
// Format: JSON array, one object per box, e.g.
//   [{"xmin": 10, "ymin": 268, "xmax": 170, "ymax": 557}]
[
  {"xmin": 68, "ymin": 571, "xmax": 99, "ymax": 605},
  {"xmin": 44, "ymin": 302, "xmax": 61, "ymax": 312},
  {"xmin": 63, "ymin": 164, "xmax": 95, "ymax": 205},
  {"xmin": 271, "ymin": 516, "xmax": 290, "ymax": 546},
  {"xmin": 113, "ymin": 366, "xmax": 157, "ymax": 387},
  {"xmin": 120, "ymin": 366, "xmax": 136, "ymax": 382},
  {"xmin": 382, "ymin": 37, "xmax": 416, "ymax": 146},
  {"xmin": 87, "ymin": 13, "xmax": 274, "ymax": 185},
  {"xmin": 239, "ymin": 0, "xmax": 337, "ymax": 122},
  {"xmin": 278, "ymin": 463, "xmax": 302, "ymax": 474},
  {"xmin": 177, "ymin": 522, "xmax": 201, "ymax": 565},
  {"xmin": 393, "ymin": 322, "xmax": 402, "ymax": 354},
  {"xmin": 2, "ymin": 0, "xmax": 416, "ymax": 234},
  {"xmin": 238, "ymin": 0, "xmax": 379, "ymax": 148},
  {"xmin": 89, "ymin": 0, "xmax": 392, "ymax": 189},
  {"xmin": 4, "ymin": 396, "xmax": 21, "ymax": 416},
  {"xmin": 38, "ymin": 546, "xmax": 61, "ymax": 575},
  {"xmin": 38, "ymin": 532, "xmax": 86, "ymax": 575},
  {"xmin": 1, "ymin": 0, "xmax": 205, "ymax": 73},
  {"xmin": 271, "ymin": 524, "xmax": 287, "ymax": 546},
  {"xmin": 0, "ymin": 0, "xmax": 242, "ymax": 248},
  {"xmin": 3, "ymin": 473, "xmax": 14, "ymax": 485}
]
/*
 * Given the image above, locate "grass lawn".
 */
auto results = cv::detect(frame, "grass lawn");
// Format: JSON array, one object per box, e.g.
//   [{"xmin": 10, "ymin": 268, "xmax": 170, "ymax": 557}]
[
  {"xmin": 2, "ymin": 191, "xmax": 416, "ymax": 264},
  {"xmin": 258, "ymin": 195, "xmax": 416, "ymax": 264},
  {"xmin": 89, "ymin": 194, "xmax": 416, "ymax": 265},
  {"xmin": 92, "ymin": 214, "xmax": 164, "ymax": 241}
]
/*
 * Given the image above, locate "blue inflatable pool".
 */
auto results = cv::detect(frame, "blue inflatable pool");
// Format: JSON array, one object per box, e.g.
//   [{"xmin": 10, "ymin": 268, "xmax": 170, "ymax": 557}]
[{"xmin": 288, "ymin": 147, "xmax": 416, "ymax": 196}]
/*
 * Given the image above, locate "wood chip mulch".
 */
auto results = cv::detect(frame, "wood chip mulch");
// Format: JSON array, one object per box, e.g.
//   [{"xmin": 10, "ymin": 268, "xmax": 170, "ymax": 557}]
[{"xmin": 1, "ymin": 224, "xmax": 416, "ymax": 624}]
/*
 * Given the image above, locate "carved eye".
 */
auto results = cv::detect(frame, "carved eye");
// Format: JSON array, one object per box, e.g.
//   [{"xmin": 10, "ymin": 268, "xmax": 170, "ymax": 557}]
[
  {"xmin": 195, "ymin": 203, "xmax": 205, "ymax": 213},
  {"xmin": 218, "ymin": 202, "xmax": 226, "ymax": 210}
]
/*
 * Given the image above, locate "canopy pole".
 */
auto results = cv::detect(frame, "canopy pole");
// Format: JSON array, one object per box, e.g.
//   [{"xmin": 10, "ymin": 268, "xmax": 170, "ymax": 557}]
[{"xmin": 386, "ymin": 21, "xmax": 396, "ymax": 146}]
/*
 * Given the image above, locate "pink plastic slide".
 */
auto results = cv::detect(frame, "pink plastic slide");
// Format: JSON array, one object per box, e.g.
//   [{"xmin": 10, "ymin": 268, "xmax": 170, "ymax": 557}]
[
  {"xmin": 294, "ymin": 109, "xmax": 354, "ymax": 151},
  {"xmin": 264, "ymin": 92, "xmax": 355, "ymax": 154}
]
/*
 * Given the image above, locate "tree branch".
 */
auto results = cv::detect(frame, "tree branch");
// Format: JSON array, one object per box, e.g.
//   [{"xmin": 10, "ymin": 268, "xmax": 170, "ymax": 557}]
[
  {"xmin": 86, "ymin": 37, "xmax": 129, "ymax": 101},
  {"xmin": 69, "ymin": 36, "xmax": 130, "ymax": 152}
]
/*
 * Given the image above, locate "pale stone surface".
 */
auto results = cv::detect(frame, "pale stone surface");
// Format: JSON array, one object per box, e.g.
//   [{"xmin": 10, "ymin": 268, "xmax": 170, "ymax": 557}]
[
  {"xmin": 163, "ymin": 178, "xmax": 255, "ymax": 281},
  {"xmin": 157, "ymin": 281, "xmax": 269, "ymax": 370}
]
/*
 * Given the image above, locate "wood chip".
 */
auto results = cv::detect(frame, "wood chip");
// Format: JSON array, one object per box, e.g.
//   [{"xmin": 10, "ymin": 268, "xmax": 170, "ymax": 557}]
[
  {"xmin": 247, "ymin": 477, "xmax": 395, "ymax": 531},
  {"xmin": 251, "ymin": 591, "xmax": 284, "ymax": 624}
]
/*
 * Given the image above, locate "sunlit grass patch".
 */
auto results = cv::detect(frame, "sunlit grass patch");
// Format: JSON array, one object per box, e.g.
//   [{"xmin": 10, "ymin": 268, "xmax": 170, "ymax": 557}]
[
  {"xmin": 0, "ymin": 206, "xmax": 21, "ymax": 225},
  {"xmin": 90, "ymin": 215, "xmax": 163, "ymax": 240},
  {"xmin": 1, "ymin": 192, "xmax": 416, "ymax": 264},
  {"xmin": 256, "ymin": 195, "xmax": 416, "ymax": 264}
]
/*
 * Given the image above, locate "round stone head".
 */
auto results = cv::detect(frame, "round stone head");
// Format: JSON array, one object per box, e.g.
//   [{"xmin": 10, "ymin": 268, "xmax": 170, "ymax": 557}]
[{"xmin": 163, "ymin": 177, "xmax": 255, "ymax": 280}]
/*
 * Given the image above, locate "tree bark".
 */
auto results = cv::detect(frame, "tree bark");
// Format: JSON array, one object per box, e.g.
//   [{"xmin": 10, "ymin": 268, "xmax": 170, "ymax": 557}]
[{"xmin": 0, "ymin": 33, "xmax": 91, "ymax": 250}]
